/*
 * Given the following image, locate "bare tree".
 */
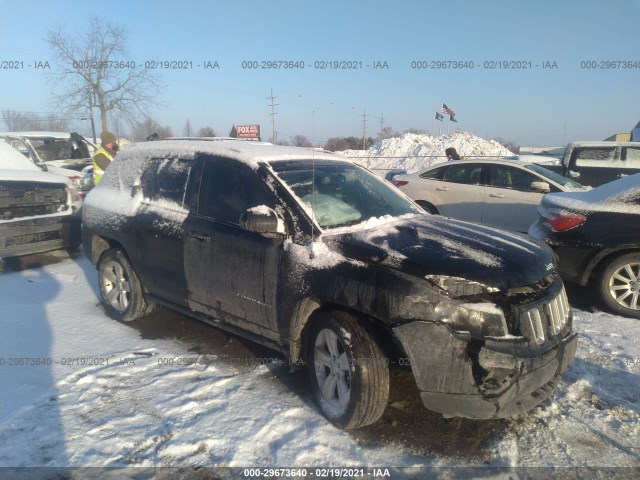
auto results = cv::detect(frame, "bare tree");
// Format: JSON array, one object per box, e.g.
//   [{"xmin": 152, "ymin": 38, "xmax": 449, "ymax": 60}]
[
  {"xmin": 183, "ymin": 119, "xmax": 192, "ymax": 137},
  {"xmin": 46, "ymin": 18, "xmax": 163, "ymax": 133},
  {"xmin": 131, "ymin": 117, "xmax": 173, "ymax": 141},
  {"xmin": 292, "ymin": 135, "xmax": 312, "ymax": 147},
  {"xmin": 196, "ymin": 126, "xmax": 216, "ymax": 137},
  {"xmin": 2, "ymin": 110, "xmax": 70, "ymax": 131},
  {"xmin": 492, "ymin": 136, "xmax": 520, "ymax": 154}
]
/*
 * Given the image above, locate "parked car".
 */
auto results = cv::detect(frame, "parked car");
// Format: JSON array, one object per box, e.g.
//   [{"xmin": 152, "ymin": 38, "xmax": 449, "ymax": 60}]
[
  {"xmin": 0, "ymin": 132, "xmax": 96, "ymax": 197},
  {"xmin": 560, "ymin": 141, "xmax": 640, "ymax": 187},
  {"xmin": 83, "ymin": 139, "xmax": 577, "ymax": 429},
  {"xmin": 394, "ymin": 159, "xmax": 586, "ymax": 232},
  {"xmin": 501, "ymin": 154, "xmax": 563, "ymax": 174},
  {"xmin": 529, "ymin": 173, "xmax": 640, "ymax": 318},
  {"xmin": 0, "ymin": 140, "xmax": 82, "ymax": 258}
]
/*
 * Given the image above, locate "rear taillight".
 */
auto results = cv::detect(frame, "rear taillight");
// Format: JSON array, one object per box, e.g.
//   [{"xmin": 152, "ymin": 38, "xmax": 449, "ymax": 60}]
[
  {"xmin": 394, "ymin": 180, "xmax": 409, "ymax": 187},
  {"xmin": 544, "ymin": 211, "xmax": 586, "ymax": 232}
]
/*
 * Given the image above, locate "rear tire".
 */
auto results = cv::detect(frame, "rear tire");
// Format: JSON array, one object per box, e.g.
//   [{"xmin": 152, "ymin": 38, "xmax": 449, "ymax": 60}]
[
  {"xmin": 597, "ymin": 253, "xmax": 640, "ymax": 319},
  {"xmin": 307, "ymin": 310, "xmax": 389, "ymax": 429},
  {"xmin": 98, "ymin": 248, "xmax": 155, "ymax": 321}
]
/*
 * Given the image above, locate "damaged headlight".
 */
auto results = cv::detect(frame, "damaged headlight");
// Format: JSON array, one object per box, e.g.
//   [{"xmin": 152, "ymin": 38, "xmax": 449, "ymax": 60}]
[{"xmin": 435, "ymin": 302, "xmax": 508, "ymax": 338}]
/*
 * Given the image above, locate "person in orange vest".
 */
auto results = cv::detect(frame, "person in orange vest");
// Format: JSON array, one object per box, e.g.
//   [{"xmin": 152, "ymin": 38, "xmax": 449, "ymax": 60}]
[{"xmin": 92, "ymin": 131, "xmax": 119, "ymax": 185}]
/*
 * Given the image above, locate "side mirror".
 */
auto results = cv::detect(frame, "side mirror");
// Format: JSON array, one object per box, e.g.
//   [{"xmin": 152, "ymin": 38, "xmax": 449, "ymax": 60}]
[
  {"xmin": 531, "ymin": 181, "xmax": 551, "ymax": 193},
  {"xmin": 240, "ymin": 206, "xmax": 286, "ymax": 239},
  {"xmin": 131, "ymin": 177, "xmax": 142, "ymax": 196}
]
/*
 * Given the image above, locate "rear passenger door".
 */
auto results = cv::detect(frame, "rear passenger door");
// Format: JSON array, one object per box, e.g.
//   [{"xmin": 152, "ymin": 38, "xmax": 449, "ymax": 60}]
[
  {"xmin": 136, "ymin": 157, "xmax": 193, "ymax": 306},
  {"xmin": 183, "ymin": 157, "xmax": 282, "ymax": 339}
]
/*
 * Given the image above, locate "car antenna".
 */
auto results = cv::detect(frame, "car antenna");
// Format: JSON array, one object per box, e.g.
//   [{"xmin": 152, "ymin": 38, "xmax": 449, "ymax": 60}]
[{"xmin": 310, "ymin": 109, "xmax": 316, "ymax": 259}]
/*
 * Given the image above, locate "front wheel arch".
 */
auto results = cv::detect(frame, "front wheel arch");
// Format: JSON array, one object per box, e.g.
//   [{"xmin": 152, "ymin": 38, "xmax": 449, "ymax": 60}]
[{"xmin": 415, "ymin": 200, "xmax": 439, "ymax": 215}]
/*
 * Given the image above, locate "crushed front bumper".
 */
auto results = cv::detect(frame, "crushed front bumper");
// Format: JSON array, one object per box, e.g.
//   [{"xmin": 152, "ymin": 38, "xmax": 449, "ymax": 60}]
[{"xmin": 393, "ymin": 321, "xmax": 578, "ymax": 419}]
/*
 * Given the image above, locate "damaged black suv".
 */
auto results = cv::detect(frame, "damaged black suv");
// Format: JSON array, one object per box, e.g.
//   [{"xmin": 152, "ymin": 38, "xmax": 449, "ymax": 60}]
[{"xmin": 83, "ymin": 139, "xmax": 577, "ymax": 429}]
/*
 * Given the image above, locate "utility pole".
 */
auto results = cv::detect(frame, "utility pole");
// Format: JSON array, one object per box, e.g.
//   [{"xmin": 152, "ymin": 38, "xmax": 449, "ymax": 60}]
[
  {"xmin": 563, "ymin": 122, "xmax": 567, "ymax": 145},
  {"xmin": 88, "ymin": 92, "xmax": 97, "ymax": 143},
  {"xmin": 361, "ymin": 109, "xmax": 369, "ymax": 150},
  {"xmin": 267, "ymin": 88, "xmax": 278, "ymax": 143},
  {"xmin": 379, "ymin": 112, "xmax": 385, "ymax": 139}
]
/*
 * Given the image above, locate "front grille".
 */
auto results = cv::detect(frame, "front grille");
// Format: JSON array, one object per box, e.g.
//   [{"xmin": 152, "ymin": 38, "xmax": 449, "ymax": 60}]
[
  {"xmin": 0, "ymin": 183, "xmax": 67, "ymax": 219},
  {"xmin": 518, "ymin": 285, "xmax": 571, "ymax": 345}
]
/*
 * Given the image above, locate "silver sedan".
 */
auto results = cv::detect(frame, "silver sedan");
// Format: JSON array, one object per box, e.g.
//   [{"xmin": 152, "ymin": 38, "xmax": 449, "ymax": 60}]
[{"xmin": 394, "ymin": 159, "xmax": 586, "ymax": 232}]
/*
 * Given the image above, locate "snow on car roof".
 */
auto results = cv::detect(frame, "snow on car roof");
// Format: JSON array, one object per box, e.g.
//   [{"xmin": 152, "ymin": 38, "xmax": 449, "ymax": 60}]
[{"xmin": 120, "ymin": 139, "xmax": 343, "ymax": 168}]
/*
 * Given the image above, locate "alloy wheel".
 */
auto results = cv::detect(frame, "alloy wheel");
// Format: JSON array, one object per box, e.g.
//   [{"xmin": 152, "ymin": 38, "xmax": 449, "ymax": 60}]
[
  {"xmin": 100, "ymin": 260, "xmax": 132, "ymax": 313},
  {"xmin": 608, "ymin": 262, "xmax": 640, "ymax": 311},
  {"xmin": 313, "ymin": 328, "xmax": 352, "ymax": 414}
]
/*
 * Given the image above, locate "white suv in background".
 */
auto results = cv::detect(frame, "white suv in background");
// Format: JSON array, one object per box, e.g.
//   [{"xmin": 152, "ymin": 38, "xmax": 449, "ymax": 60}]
[{"xmin": 0, "ymin": 132, "xmax": 96, "ymax": 197}]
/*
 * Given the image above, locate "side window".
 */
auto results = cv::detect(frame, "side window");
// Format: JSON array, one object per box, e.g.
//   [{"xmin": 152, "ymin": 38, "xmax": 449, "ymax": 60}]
[
  {"xmin": 573, "ymin": 147, "xmax": 616, "ymax": 167},
  {"xmin": 488, "ymin": 165, "xmax": 539, "ymax": 191},
  {"xmin": 442, "ymin": 164, "xmax": 482, "ymax": 185},
  {"xmin": 143, "ymin": 157, "xmax": 193, "ymax": 205},
  {"xmin": 197, "ymin": 161, "xmax": 275, "ymax": 225},
  {"xmin": 420, "ymin": 166, "xmax": 446, "ymax": 180}
]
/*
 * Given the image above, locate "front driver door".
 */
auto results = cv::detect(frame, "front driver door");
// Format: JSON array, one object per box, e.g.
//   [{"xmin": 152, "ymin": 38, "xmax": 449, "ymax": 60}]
[
  {"xmin": 482, "ymin": 164, "xmax": 544, "ymax": 232},
  {"xmin": 183, "ymin": 157, "xmax": 282, "ymax": 340}
]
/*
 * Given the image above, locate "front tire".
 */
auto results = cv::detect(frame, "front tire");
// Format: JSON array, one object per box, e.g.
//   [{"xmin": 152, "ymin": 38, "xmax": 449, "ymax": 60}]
[
  {"xmin": 307, "ymin": 310, "xmax": 389, "ymax": 429},
  {"xmin": 416, "ymin": 200, "xmax": 439, "ymax": 215},
  {"xmin": 98, "ymin": 248, "xmax": 155, "ymax": 321},
  {"xmin": 598, "ymin": 253, "xmax": 640, "ymax": 319}
]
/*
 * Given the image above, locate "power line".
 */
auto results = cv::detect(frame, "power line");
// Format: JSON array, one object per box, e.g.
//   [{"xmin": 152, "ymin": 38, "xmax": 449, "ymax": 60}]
[
  {"xmin": 267, "ymin": 88, "xmax": 278, "ymax": 143},
  {"xmin": 361, "ymin": 109, "xmax": 369, "ymax": 149}
]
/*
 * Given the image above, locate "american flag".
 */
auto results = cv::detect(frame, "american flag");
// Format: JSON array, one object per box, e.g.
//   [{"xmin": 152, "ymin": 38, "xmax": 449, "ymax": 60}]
[{"xmin": 441, "ymin": 103, "xmax": 455, "ymax": 116}]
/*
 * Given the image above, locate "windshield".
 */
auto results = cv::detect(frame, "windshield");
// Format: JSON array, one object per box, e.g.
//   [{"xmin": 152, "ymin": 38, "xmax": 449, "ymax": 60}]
[
  {"xmin": 271, "ymin": 161, "xmax": 419, "ymax": 229},
  {"xmin": 524, "ymin": 163, "xmax": 584, "ymax": 189}
]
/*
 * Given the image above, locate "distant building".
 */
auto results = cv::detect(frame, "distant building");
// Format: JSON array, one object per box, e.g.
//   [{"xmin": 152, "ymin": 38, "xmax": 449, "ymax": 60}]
[
  {"xmin": 605, "ymin": 120, "xmax": 639, "ymax": 142},
  {"xmin": 632, "ymin": 120, "xmax": 640, "ymax": 141},
  {"xmin": 604, "ymin": 132, "xmax": 632, "ymax": 141}
]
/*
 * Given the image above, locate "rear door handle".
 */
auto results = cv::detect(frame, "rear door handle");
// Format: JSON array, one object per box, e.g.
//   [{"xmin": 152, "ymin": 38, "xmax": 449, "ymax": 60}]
[
  {"xmin": 489, "ymin": 193, "xmax": 505, "ymax": 198},
  {"xmin": 435, "ymin": 186, "xmax": 450, "ymax": 191}
]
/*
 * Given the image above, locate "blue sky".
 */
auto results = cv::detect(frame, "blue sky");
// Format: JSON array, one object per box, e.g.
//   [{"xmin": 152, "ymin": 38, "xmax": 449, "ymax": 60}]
[{"xmin": 0, "ymin": 0, "xmax": 638, "ymax": 146}]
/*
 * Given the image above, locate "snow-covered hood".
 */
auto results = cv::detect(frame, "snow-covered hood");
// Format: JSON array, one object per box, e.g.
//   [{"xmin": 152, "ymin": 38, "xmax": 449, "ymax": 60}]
[
  {"xmin": 0, "ymin": 168, "xmax": 70, "ymax": 186},
  {"xmin": 324, "ymin": 215, "xmax": 555, "ymax": 291}
]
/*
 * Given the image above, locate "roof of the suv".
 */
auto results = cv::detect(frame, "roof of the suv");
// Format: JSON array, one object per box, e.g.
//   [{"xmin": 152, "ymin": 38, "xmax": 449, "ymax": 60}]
[
  {"xmin": 121, "ymin": 138, "xmax": 343, "ymax": 168},
  {"xmin": 565, "ymin": 141, "xmax": 639, "ymax": 148}
]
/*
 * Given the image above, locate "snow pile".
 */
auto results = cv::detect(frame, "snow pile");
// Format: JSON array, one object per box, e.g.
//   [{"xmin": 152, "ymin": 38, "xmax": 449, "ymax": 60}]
[{"xmin": 339, "ymin": 131, "xmax": 512, "ymax": 174}]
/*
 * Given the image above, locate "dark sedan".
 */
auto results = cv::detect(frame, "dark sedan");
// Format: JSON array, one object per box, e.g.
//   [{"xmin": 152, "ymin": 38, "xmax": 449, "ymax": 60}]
[{"xmin": 529, "ymin": 173, "xmax": 640, "ymax": 318}]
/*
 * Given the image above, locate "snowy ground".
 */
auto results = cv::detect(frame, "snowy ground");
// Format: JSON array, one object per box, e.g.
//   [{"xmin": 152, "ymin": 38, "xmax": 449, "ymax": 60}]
[{"xmin": 0, "ymin": 249, "xmax": 639, "ymax": 478}]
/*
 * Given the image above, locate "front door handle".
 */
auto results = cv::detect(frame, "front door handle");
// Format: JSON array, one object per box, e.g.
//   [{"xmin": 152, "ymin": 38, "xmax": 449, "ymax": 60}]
[
  {"xmin": 489, "ymin": 193, "xmax": 505, "ymax": 198},
  {"xmin": 192, "ymin": 232, "xmax": 212, "ymax": 241},
  {"xmin": 436, "ymin": 186, "xmax": 450, "ymax": 191}
]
